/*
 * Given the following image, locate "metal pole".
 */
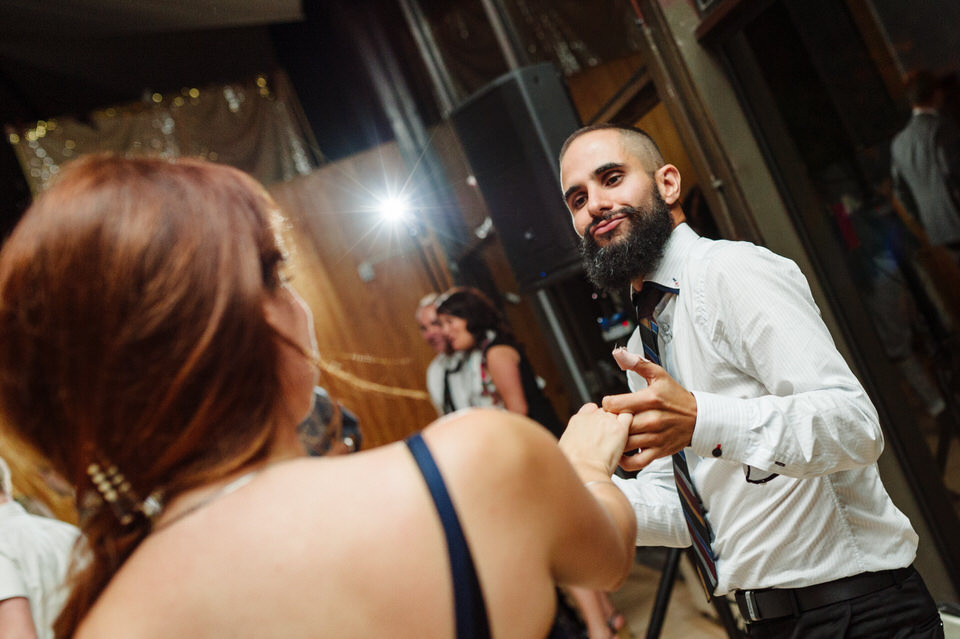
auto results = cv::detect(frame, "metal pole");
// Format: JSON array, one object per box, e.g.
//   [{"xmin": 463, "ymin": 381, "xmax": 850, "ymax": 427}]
[
  {"xmin": 396, "ymin": 0, "xmax": 460, "ymax": 115},
  {"xmin": 646, "ymin": 548, "xmax": 681, "ymax": 639},
  {"xmin": 535, "ymin": 288, "xmax": 592, "ymax": 405},
  {"xmin": 479, "ymin": 0, "xmax": 529, "ymax": 71}
]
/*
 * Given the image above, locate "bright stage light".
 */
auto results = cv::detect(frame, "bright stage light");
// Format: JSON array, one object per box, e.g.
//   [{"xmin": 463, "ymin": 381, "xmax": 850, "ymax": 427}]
[{"xmin": 378, "ymin": 195, "xmax": 409, "ymax": 223}]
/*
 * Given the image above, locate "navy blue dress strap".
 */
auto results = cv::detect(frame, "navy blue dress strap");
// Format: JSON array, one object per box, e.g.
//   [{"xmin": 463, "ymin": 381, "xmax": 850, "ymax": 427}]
[{"xmin": 405, "ymin": 432, "xmax": 491, "ymax": 639}]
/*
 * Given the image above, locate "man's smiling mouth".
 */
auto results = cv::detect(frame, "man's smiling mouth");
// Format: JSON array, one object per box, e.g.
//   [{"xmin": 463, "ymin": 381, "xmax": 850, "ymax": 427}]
[{"xmin": 591, "ymin": 214, "xmax": 625, "ymax": 239}]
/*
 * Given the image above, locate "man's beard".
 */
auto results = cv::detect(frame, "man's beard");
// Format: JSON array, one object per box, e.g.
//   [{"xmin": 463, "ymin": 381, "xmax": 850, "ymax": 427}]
[{"xmin": 578, "ymin": 188, "xmax": 673, "ymax": 293}]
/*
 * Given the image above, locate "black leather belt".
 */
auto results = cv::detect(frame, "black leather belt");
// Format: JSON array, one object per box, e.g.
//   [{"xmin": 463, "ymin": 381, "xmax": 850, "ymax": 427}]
[{"xmin": 734, "ymin": 566, "xmax": 915, "ymax": 623}]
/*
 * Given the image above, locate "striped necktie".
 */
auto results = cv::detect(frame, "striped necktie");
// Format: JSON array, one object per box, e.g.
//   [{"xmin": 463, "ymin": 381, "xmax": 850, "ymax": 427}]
[{"xmin": 633, "ymin": 287, "xmax": 719, "ymax": 600}]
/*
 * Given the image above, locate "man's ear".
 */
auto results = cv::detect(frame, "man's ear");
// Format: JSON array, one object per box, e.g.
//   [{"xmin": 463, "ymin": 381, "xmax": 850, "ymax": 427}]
[{"xmin": 655, "ymin": 164, "xmax": 682, "ymax": 206}]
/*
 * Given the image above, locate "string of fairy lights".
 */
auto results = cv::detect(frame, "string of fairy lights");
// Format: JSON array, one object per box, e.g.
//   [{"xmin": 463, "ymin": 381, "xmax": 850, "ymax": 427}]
[
  {"xmin": 316, "ymin": 354, "xmax": 430, "ymax": 402},
  {"xmin": 318, "ymin": 353, "xmax": 430, "ymax": 401}
]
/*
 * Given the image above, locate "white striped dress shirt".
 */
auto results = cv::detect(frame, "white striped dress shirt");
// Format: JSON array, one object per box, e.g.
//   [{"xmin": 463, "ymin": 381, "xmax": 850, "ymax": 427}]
[{"xmin": 613, "ymin": 223, "xmax": 917, "ymax": 595}]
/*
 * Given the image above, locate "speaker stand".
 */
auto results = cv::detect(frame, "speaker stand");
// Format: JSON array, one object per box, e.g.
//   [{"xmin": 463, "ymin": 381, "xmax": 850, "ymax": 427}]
[{"xmin": 645, "ymin": 548, "xmax": 744, "ymax": 639}]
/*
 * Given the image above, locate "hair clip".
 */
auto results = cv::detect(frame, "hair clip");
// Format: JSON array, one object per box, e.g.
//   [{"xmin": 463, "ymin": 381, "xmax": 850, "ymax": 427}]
[{"xmin": 86, "ymin": 461, "xmax": 141, "ymax": 527}]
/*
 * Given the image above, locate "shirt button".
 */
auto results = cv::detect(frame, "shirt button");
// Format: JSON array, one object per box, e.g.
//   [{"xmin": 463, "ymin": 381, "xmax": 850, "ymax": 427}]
[{"xmin": 712, "ymin": 444, "xmax": 722, "ymax": 457}]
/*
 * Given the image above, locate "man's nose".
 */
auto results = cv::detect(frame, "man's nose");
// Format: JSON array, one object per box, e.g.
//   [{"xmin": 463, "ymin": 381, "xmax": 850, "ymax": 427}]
[{"xmin": 586, "ymin": 190, "xmax": 612, "ymax": 218}]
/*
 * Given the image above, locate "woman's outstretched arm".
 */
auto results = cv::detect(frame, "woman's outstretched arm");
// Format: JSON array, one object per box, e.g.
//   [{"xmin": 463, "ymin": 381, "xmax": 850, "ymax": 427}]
[
  {"xmin": 551, "ymin": 403, "xmax": 637, "ymax": 590},
  {"xmin": 423, "ymin": 406, "xmax": 635, "ymax": 592}
]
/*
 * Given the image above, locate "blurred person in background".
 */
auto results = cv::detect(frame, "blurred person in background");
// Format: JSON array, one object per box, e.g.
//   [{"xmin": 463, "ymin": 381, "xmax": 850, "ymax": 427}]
[
  {"xmin": 0, "ymin": 456, "xmax": 79, "ymax": 639},
  {"xmin": 434, "ymin": 287, "xmax": 564, "ymax": 438},
  {"xmin": 892, "ymin": 69, "xmax": 960, "ymax": 259},
  {"xmin": 416, "ymin": 293, "xmax": 460, "ymax": 416},
  {"xmin": 297, "ymin": 386, "xmax": 362, "ymax": 456}
]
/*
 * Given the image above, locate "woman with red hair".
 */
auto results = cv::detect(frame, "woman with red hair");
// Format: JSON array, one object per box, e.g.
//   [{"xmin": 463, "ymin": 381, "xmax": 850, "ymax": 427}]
[{"xmin": 0, "ymin": 155, "xmax": 635, "ymax": 638}]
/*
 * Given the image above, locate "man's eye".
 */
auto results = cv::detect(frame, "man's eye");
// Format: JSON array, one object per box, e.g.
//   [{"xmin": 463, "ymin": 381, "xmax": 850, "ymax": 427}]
[
  {"xmin": 571, "ymin": 195, "xmax": 586, "ymax": 209},
  {"xmin": 604, "ymin": 174, "xmax": 622, "ymax": 186}
]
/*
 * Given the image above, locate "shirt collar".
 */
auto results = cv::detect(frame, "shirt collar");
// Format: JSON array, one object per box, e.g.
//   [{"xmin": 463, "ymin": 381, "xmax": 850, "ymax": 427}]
[
  {"xmin": 912, "ymin": 106, "xmax": 939, "ymax": 117},
  {"xmin": 643, "ymin": 222, "xmax": 699, "ymax": 294}
]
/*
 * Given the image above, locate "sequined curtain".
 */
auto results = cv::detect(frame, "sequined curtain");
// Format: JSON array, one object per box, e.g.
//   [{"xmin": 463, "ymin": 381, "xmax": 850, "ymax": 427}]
[{"xmin": 5, "ymin": 68, "xmax": 322, "ymax": 196}]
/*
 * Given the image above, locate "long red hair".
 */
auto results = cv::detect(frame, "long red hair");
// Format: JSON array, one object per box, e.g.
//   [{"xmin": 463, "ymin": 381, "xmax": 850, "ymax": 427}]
[{"xmin": 0, "ymin": 154, "xmax": 290, "ymax": 635}]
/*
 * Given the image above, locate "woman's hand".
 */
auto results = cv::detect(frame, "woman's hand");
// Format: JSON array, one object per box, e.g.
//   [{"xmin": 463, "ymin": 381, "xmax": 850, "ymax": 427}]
[
  {"xmin": 558, "ymin": 403, "xmax": 632, "ymax": 482},
  {"xmin": 605, "ymin": 347, "xmax": 697, "ymax": 472}
]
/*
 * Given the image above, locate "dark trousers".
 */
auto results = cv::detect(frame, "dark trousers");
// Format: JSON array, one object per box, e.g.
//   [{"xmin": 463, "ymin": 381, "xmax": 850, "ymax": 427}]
[{"xmin": 746, "ymin": 569, "xmax": 943, "ymax": 639}]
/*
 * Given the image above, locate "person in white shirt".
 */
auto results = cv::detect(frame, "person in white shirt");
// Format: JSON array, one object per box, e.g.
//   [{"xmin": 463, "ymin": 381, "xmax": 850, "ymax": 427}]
[
  {"xmin": 0, "ymin": 457, "xmax": 79, "ymax": 639},
  {"xmin": 418, "ymin": 292, "xmax": 493, "ymax": 418},
  {"xmin": 891, "ymin": 69, "xmax": 960, "ymax": 255},
  {"xmin": 559, "ymin": 123, "xmax": 943, "ymax": 637}
]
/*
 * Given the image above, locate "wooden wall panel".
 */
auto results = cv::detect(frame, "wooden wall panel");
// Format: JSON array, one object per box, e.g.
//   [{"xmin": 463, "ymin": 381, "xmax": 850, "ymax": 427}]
[
  {"xmin": 269, "ymin": 144, "xmax": 448, "ymax": 449},
  {"xmin": 566, "ymin": 54, "xmax": 646, "ymax": 123}
]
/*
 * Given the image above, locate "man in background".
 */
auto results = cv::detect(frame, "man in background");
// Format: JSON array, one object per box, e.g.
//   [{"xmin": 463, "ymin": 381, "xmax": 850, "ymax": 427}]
[
  {"xmin": 417, "ymin": 293, "xmax": 457, "ymax": 416},
  {"xmin": 0, "ymin": 456, "xmax": 79, "ymax": 639},
  {"xmin": 892, "ymin": 69, "xmax": 960, "ymax": 258}
]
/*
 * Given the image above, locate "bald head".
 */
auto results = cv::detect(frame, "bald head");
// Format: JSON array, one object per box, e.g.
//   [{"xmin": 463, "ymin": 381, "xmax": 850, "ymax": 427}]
[{"xmin": 559, "ymin": 124, "xmax": 665, "ymax": 174}]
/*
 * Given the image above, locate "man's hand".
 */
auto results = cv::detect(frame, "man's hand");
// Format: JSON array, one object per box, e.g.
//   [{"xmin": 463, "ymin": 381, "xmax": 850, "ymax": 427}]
[{"xmin": 604, "ymin": 348, "xmax": 697, "ymax": 471}]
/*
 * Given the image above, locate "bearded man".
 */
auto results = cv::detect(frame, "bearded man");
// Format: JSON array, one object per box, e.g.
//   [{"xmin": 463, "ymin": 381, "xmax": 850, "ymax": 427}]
[{"xmin": 559, "ymin": 124, "xmax": 943, "ymax": 638}]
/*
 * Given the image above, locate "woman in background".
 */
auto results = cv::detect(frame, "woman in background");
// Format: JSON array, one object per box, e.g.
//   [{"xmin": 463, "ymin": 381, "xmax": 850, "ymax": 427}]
[
  {"xmin": 0, "ymin": 155, "xmax": 635, "ymax": 638},
  {"xmin": 434, "ymin": 287, "xmax": 564, "ymax": 437},
  {"xmin": 435, "ymin": 287, "xmax": 626, "ymax": 638}
]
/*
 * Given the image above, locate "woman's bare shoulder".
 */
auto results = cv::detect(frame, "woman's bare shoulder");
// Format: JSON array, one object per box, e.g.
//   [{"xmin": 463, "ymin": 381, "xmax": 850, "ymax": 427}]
[
  {"xmin": 426, "ymin": 407, "xmax": 550, "ymax": 446},
  {"xmin": 419, "ymin": 409, "xmax": 563, "ymax": 486},
  {"xmin": 483, "ymin": 342, "xmax": 520, "ymax": 362}
]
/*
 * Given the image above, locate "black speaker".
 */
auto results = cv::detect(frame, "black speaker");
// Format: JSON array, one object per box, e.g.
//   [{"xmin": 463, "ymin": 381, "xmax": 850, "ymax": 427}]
[{"xmin": 451, "ymin": 62, "xmax": 583, "ymax": 291}]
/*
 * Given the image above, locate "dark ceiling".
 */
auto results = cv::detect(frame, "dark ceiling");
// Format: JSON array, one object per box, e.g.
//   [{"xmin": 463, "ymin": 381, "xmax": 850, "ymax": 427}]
[
  {"xmin": 0, "ymin": 0, "xmax": 303, "ymax": 126},
  {"xmin": 0, "ymin": 0, "xmax": 439, "ymax": 235}
]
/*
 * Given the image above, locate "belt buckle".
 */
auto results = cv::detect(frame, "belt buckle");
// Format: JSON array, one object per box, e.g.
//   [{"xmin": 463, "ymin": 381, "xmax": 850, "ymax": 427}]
[{"xmin": 740, "ymin": 590, "xmax": 762, "ymax": 623}]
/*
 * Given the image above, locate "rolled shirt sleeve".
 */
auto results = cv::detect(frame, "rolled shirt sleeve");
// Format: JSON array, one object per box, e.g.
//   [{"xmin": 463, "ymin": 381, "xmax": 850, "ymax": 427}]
[{"xmin": 0, "ymin": 554, "xmax": 27, "ymax": 602}]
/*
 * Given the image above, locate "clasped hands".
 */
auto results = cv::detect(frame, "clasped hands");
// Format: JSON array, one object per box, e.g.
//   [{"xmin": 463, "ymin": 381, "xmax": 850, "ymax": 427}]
[
  {"xmin": 604, "ymin": 347, "xmax": 698, "ymax": 472},
  {"xmin": 559, "ymin": 347, "xmax": 698, "ymax": 476}
]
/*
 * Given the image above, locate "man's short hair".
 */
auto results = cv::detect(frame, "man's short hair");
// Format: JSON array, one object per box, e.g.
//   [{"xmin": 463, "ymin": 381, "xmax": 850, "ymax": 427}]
[
  {"xmin": 417, "ymin": 293, "xmax": 439, "ymax": 310},
  {"xmin": 558, "ymin": 123, "xmax": 665, "ymax": 173},
  {"xmin": 414, "ymin": 293, "xmax": 440, "ymax": 317},
  {"xmin": 0, "ymin": 456, "xmax": 11, "ymax": 497},
  {"xmin": 416, "ymin": 292, "xmax": 441, "ymax": 321}
]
